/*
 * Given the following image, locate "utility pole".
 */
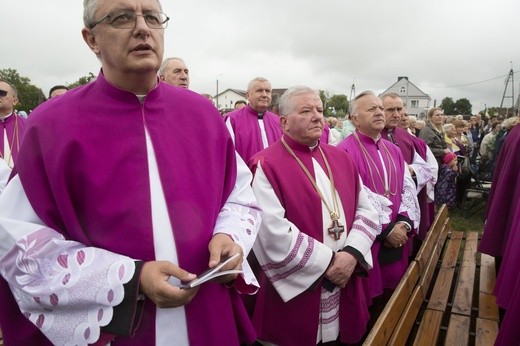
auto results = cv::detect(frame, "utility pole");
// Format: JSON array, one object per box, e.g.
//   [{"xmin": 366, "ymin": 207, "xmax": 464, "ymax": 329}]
[
  {"xmin": 500, "ymin": 64, "xmax": 515, "ymax": 117},
  {"xmin": 349, "ymin": 78, "xmax": 356, "ymax": 114}
]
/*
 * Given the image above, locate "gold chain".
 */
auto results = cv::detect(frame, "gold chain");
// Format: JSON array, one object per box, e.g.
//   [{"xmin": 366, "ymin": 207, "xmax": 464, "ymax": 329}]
[
  {"xmin": 281, "ymin": 136, "xmax": 341, "ymax": 221},
  {"xmin": 353, "ymin": 131, "xmax": 397, "ymax": 197}
]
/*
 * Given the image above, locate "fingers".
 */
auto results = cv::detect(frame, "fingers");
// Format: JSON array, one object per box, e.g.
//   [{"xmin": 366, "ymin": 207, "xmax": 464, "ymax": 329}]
[
  {"xmin": 140, "ymin": 261, "xmax": 199, "ymax": 308},
  {"xmin": 208, "ymin": 233, "xmax": 243, "ymax": 270}
]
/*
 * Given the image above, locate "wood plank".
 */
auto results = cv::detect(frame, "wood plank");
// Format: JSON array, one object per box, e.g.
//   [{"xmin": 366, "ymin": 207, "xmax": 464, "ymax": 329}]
[
  {"xmin": 362, "ymin": 262, "xmax": 420, "ymax": 346},
  {"xmin": 446, "ymin": 314, "xmax": 470, "ymax": 346},
  {"xmin": 415, "ymin": 208, "xmax": 447, "ymax": 271},
  {"xmin": 475, "ymin": 317, "xmax": 498, "ymax": 346},
  {"xmin": 427, "ymin": 232, "xmax": 463, "ymax": 311},
  {"xmin": 418, "ymin": 240, "xmax": 443, "ymax": 298},
  {"xmin": 479, "ymin": 254, "xmax": 496, "ymax": 294},
  {"xmin": 413, "ymin": 309, "xmax": 443, "ymax": 346},
  {"xmin": 388, "ymin": 286, "xmax": 424, "ymax": 345},
  {"xmin": 452, "ymin": 232, "xmax": 478, "ymax": 316},
  {"xmin": 479, "ymin": 292, "xmax": 499, "ymax": 321}
]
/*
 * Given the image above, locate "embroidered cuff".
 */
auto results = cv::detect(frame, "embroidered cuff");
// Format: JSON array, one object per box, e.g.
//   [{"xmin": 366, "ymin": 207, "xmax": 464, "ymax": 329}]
[
  {"xmin": 341, "ymin": 246, "xmax": 369, "ymax": 276},
  {"xmin": 396, "ymin": 214, "xmax": 414, "ymax": 231},
  {"xmin": 101, "ymin": 261, "xmax": 145, "ymax": 337}
]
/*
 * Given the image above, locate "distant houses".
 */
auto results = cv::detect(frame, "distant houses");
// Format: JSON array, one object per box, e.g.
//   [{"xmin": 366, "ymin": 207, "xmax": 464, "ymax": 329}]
[
  {"xmin": 379, "ymin": 76, "xmax": 431, "ymax": 119},
  {"xmin": 213, "ymin": 88, "xmax": 247, "ymax": 112}
]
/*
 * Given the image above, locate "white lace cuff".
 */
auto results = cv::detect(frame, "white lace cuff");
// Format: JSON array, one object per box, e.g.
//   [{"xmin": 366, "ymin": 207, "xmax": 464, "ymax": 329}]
[{"xmin": 0, "ymin": 228, "xmax": 135, "ymax": 346}]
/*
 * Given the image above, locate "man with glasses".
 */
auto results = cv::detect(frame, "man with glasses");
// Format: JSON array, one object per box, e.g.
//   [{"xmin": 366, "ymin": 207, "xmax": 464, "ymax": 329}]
[
  {"xmin": 0, "ymin": 0, "xmax": 261, "ymax": 345},
  {"xmin": 0, "ymin": 79, "xmax": 27, "ymax": 170},
  {"xmin": 381, "ymin": 93, "xmax": 437, "ymax": 252}
]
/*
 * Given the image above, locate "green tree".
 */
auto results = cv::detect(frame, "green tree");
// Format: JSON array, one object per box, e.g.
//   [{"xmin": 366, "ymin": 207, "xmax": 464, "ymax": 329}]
[
  {"xmin": 67, "ymin": 72, "xmax": 96, "ymax": 89},
  {"xmin": 328, "ymin": 94, "xmax": 349, "ymax": 116},
  {"xmin": 0, "ymin": 68, "xmax": 45, "ymax": 112},
  {"xmin": 453, "ymin": 98, "xmax": 472, "ymax": 115},
  {"xmin": 440, "ymin": 97, "xmax": 455, "ymax": 115}
]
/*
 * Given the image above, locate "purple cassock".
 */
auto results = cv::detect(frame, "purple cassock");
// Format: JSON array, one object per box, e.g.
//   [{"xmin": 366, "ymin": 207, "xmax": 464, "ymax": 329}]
[
  {"xmin": 478, "ymin": 124, "xmax": 520, "ymax": 344},
  {"xmin": 249, "ymin": 136, "xmax": 370, "ymax": 345},
  {"xmin": 225, "ymin": 105, "xmax": 334, "ymax": 163},
  {"xmin": 0, "ymin": 71, "xmax": 255, "ymax": 345},
  {"xmin": 225, "ymin": 105, "xmax": 282, "ymax": 163},
  {"xmin": 382, "ymin": 127, "xmax": 433, "ymax": 240},
  {"xmin": 338, "ymin": 131, "xmax": 410, "ymax": 298},
  {"xmin": 0, "ymin": 112, "xmax": 27, "ymax": 165}
]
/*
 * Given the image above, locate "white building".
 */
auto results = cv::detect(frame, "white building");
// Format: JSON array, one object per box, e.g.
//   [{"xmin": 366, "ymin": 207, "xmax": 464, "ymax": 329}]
[
  {"xmin": 213, "ymin": 88, "xmax": 247, "ymax": 112},
  {"xmin": 380, "ymin": 77, "xmax": 431, "ymax": 119}
]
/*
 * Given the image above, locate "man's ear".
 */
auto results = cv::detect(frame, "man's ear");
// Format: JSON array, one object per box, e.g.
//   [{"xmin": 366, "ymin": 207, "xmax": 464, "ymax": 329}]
[
  {"xmin": 82, "ymin": 28, "xmax": 100, "ymax": 55},
  {"xmin": 280, "ymin": 116, "xmax": 289, "ymax": 132}
]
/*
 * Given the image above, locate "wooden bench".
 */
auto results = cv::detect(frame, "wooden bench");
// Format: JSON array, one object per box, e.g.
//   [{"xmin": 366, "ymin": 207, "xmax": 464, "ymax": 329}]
[{"xmin": 363, "ymin": 204, "xmax": 499, "ymax": 345}]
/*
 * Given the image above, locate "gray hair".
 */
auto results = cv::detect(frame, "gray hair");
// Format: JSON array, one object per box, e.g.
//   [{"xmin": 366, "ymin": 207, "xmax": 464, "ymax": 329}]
[
  {"xmin": 247, "ymin": 77, "xmax": 270, "ymax": 92},
  {"xmin": 83, "ymin": 0, "xmax": 162, "ymax": 28},
  {"xmin": 159, "ymin": 57, "xmax": 185, "ymax": 76},
  {"xmin": 278, "ymin": 86, "xmax": 319, "ymax": 117},
  {"xmin": 350, "ymin": 90, "xmax": 376, "ymax": 115}
]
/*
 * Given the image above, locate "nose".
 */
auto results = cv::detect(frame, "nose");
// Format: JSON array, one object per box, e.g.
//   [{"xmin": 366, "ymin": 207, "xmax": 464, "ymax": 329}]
[{"xmin": 133, "ymin": 14, "xmax": 151, "ymax": 35}]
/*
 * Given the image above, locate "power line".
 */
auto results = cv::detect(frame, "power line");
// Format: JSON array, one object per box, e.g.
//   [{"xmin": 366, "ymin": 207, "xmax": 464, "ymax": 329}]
[{"xmin": 419, "ymin": 70, "xmax": 520, "ymax": 88}]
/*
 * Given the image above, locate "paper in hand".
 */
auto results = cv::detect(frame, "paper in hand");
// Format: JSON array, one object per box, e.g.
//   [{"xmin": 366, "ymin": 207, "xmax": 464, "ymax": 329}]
[{"xmin": 180, "ymin": 253, "xmax": 242, "ymax": 289}]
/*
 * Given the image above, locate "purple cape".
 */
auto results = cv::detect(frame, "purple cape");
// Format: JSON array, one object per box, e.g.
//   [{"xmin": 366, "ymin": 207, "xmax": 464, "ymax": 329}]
[
  {"xmin": 226, "ymin": 105, "xmax": 282, "ymax": 163},
  {"xmin": 0, "ymin": 112, "xmax": 27, "ymax": 164},
  {"xmin": 249, "ymin": 135, "xmax": 369, "ymax": 345},
  {"xmin": 382, "ymin": 127, "xmax": 433, "ymax": 239},
  {"xmin": 338, "ymin": 131, "xmax": 409, "ymax": 293},
  {"xmin": 1, "ymin": 71, "xmax": 255, "ymax": 345}
]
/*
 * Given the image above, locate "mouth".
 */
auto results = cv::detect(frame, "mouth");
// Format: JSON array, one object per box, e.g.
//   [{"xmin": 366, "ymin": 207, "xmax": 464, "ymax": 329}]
[{"xmin": 131, "ymin": 44, "xmax": 153, "ymax": 53}]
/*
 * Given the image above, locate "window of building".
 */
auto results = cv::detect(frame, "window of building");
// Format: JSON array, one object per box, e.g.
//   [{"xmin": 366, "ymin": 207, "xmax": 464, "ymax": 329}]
[
  {"xmin": 411, "ymin": 100, "xmax": 419, "ymax": 107},
  {"xmin": 400, "ymin": 86, "xmax": 406, "ymax": 94}
]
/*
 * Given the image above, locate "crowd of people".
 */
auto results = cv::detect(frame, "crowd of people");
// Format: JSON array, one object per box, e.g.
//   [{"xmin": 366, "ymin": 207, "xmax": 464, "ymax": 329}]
[{"xmin": 0, "ymin": 0, "xmax": 519, "ymax": 345}]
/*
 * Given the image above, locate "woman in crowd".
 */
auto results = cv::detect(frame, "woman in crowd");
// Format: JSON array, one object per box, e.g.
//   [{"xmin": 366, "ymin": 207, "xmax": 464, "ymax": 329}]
[{"xmin": 419, "ymin": 107, "xmax": 449, "ymax": 166}]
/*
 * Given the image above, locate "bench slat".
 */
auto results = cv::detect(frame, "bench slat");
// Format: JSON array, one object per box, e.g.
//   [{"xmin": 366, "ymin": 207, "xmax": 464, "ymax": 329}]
[
  {"xmin": 479, "ymin": 292, "xmax": 499, "ymax": 321},
  {"xmin": 479, "ymin": 254, "xmax": 496, "ymax": 294},
  {"xmin": 413, "ymin": 309, "xmax": 443, "ymax": 346},
  {"xmin": 452, "ymin": 232, "xmax": 478, "ymax": 315},
  {"xmin": 475, "ymin": 317, "xmax": 499, "ymax": 346},
  {"xmin": 427, "ymin": 232, "xmax": 463, "ymax": 311},
  {"xmin": 446, "ymin": 314, "xmax": 470, "ymax": 346},
  {"xmin": 362, "ymin": 262, "xmax": 420, "ymax": 345},
  {"xmin": 388, "ymin": 285, "xmax": 424, "ymax": 345}
]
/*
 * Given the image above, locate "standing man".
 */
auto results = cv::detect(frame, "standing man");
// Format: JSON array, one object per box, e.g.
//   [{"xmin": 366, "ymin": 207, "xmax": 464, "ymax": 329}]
[
  {"xmin": 0, "ymin": 1, "xmax": 261, "ymax": 345},
  {"xmin": 380, "ymin": 93, "xmax": 437, "ymax": 244},
  {"xmin": 250, "ymin": 87, "xmax": 379, "ymax": 345},
  {"xmin": 159, "ymin": 57, "xmax": 189, "ymax": 89},
  {"xmin": 338, "ymin": 91, "xmax": 420, "ymax": 300},
  {"xmin": 225, "ymin": 77, "xmax": 283, "ymax": 163},
  {"xmin": 0, "ymin": 79, "xmax": 27, "ymax": 170}
]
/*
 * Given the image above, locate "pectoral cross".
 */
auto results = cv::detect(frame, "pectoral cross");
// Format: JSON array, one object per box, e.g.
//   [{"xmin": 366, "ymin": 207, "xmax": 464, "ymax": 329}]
[{"xmin": 327, "ymin": 219, "xmax": 345, "ymax": 241}]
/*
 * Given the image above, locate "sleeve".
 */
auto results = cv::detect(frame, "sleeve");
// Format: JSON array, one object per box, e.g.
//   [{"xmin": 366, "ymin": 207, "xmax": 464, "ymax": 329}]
[
  {"xmin": 420, "ymin": 128, "xmax": 445, "ymax": 158},
  {"xmin": 342, "ymin": 176, "xmax": 381, "ymax": 271},
  {"xmin": 0, "ymin": 175, "xmax": 139, "ymax": 346},
  {"xmin": 251, "ymin": 162, "xmax": 334, "ymax": 302},
  {"xmin": 398, "ymin": 165, "xmax": 421, "ymax": 232},
  {"xmin": 425, "ymin": 146, "xmax": 438, "ymax": 202},
  {"xmin": 0, "ymin": 159, "xmax": 10, "ymax": 195},
  {"xmin": 213, "ymin": 152, "xmax": 262, "ymax": 294},
  {"xmin": 409, "ymin": 150, "xmax": 434, "ymax": 194}
]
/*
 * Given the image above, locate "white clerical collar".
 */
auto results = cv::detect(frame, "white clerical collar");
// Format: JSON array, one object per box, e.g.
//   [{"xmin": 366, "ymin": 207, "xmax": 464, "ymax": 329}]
[{"xmin": 0, "ymin": 112, "xmax": 13, "ymax": 121}]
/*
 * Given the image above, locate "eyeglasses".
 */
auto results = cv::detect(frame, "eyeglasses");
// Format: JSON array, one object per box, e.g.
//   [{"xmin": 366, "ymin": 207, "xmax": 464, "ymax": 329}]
[
  {"xmin": 0, "ymin": 90, "xmax": 8, "ymax": 97},
  {"xmin": 385, "ymin": 107, "xmax": 403, "ymax": 113},
  {"xmin": 89, "ymin": 10, "xmax": 169, "ymax": 29}
]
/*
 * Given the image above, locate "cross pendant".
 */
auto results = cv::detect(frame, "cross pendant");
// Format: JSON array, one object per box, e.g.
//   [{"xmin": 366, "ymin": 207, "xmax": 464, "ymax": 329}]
[{"xmin": 328, "ymin": 219, "xmax": 345, "ymax": 241}]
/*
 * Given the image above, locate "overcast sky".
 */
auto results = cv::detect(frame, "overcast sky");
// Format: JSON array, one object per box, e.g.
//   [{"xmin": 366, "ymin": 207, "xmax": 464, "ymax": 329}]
[{"xmin": 3, "ymin": 0, "xmax": 520, "ymax": 113}]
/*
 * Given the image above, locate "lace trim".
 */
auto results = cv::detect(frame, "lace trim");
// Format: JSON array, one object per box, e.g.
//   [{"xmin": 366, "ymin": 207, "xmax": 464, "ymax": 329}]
[
  {"xmin": 0, "ymin": 228, "xmax": 135, "ymax": 345},
  {"xmin": 363, "ymin": 185, "xmax": 392, "ymax": 226}
]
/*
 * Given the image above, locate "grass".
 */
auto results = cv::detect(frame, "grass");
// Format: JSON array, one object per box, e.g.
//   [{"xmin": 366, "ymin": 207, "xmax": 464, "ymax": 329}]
[{"xmin": 447, "ymin": 204, "xmax": 486, "ymax": 233}]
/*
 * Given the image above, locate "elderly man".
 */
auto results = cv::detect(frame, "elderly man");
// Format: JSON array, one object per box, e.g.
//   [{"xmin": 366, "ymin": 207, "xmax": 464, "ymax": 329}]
[
  {"xmin": 0, "ymin": 79, "xmax": 27, "ymax": 170},
  {"xmin": 338, "ymin": 91, "xmax": 420, "ymax": 301},
  {"xmin": 159, "ymin": 57, "xmax": 190, "ymax": 89},
  {"xmin": 380, "ymin": 93, "xmax": 437, "ymax": 244},
  {"xmin": 0, "ymin": 0, "xmax": 261, "ymax": 345},
  {"xmin": 250, "ymin": 86, "xmax": 379, "ymax": 345}
]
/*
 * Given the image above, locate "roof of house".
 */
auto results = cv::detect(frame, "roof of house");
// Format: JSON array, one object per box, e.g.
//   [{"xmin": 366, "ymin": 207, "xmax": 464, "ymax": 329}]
[{"xmin": 379, "ymin": 76, "xmax": 431, "ymax": 99}]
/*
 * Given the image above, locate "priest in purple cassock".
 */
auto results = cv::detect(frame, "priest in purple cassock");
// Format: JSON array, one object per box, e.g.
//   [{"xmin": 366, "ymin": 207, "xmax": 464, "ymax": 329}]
[
  {"xmin": 338, "ymin": 91, "xmax": 420, "ymax": 301},
  {"xmin": 478, "ymin": 120, "xmax": 520, "ymax": 345},
  {"xmin": 0, "ymin": 79, "xmax": 27, "ymax": 191},
  {"xmin": 0, "ymin": 1, "xmax": 261, "ymax": 345},
  {"xmin": 225, "ymin": 78, "xmax": 337, "ymax": 164},
  {"xmin": 249, "ymin": 86, "xmax": 380, "ymax": 346},
  {"xmin": 381, "ymin": 93, "xmax": 437, "ymax": 242}
]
